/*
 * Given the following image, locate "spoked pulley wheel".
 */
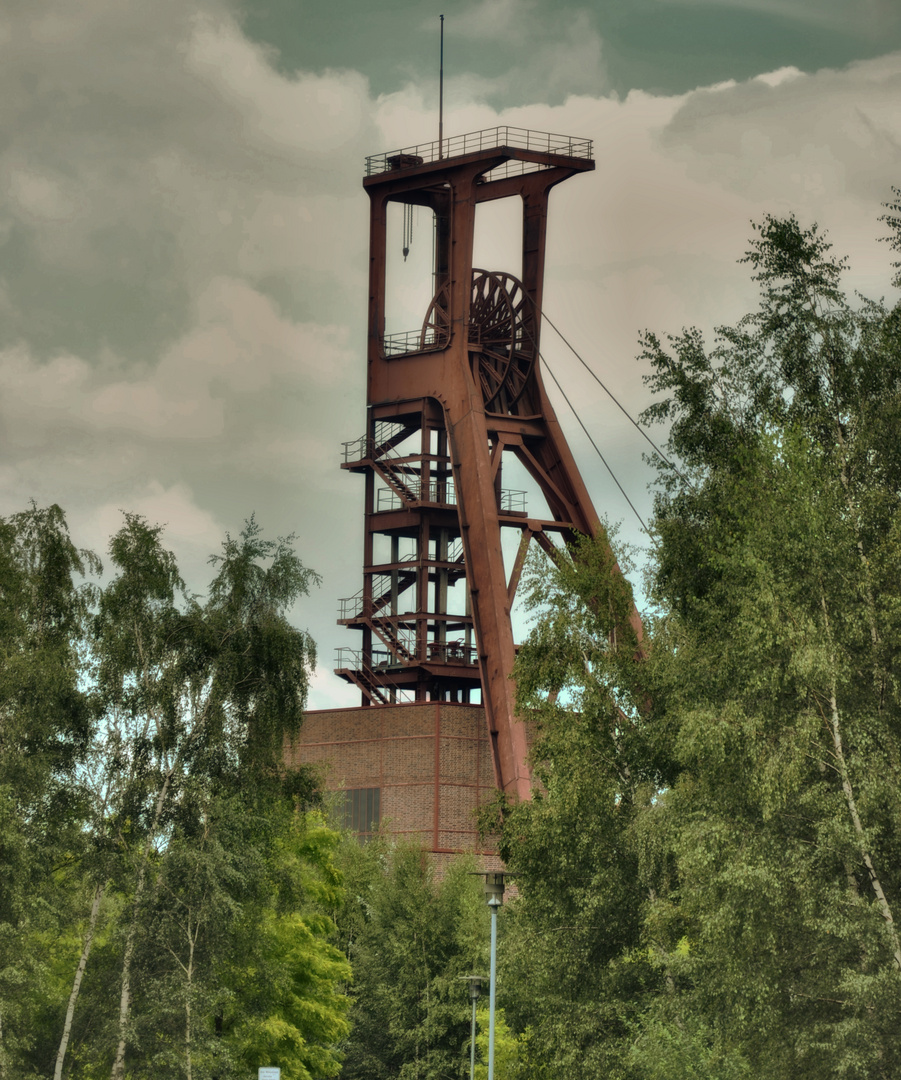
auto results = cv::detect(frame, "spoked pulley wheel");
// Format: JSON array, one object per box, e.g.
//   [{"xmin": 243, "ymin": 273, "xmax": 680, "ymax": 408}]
[{"xmin": 468, "ymin": 269, "xmax": 536, "ymax": 414}]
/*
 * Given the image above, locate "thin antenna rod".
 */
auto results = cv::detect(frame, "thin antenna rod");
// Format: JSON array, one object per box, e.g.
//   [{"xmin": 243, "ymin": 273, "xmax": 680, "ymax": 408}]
[{"xmin": 438, "ymin": 14, "xmax": 445, "ymax": 158}]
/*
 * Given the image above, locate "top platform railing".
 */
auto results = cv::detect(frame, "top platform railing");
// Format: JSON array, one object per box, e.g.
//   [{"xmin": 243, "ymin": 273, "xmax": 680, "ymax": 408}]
[{"xmin": 365, "ymin": 125, "xmax": 593, "ymax": 178}]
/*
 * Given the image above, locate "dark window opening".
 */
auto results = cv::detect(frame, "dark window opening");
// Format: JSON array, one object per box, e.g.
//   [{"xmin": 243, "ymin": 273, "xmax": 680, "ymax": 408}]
[{"xmin": 341, "ymin": 787, "xmax": 381, "ymax": 841}]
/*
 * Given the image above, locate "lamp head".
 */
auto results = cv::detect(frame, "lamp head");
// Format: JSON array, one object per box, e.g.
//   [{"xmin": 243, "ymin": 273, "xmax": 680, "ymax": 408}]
[{"xmin": 483, "ymin": 871, "xmax": 505, "ymax": 908}]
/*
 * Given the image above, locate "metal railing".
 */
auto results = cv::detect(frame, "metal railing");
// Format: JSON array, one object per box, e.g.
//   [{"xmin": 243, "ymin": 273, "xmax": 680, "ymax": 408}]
[
  {"xmin": 338, "ymin": 563, "xmax": 420, "ymax": 621},
  {"xmin": 441, "ymin": 539, "xmax": 464, "ymax": 563},
  {"xmin": 500, "ymin": 489, "xmax": 527, "ymax": 513},
  {"xmin": 337, "ymin": 541, "xmax": 464, "ymax": 620},
  {"xmin": 335, "ymin": 643, "xmax": 478, "ymax": 669},
  {"xmin": 365, "ymin": 126, "xmax": 593, "ymax": 177},
  {"xmin": 341, "ymin": 434, "xmax": 416, "ymax": 466},
  {"xmin": 335, "ymin": 646, "xmax": 363, "ymax": 669},
  {"xmin": 427, "ymin": 641, "xmax": 478, "ymax": 666},
  {"xmin": 374, "ymin": 482, "xmax": 526, "ymax": 513},
  {"xmin": 339, "ymin": 442, "xmax": 526, "ymax": 512},
  {"xmin": 338, "ymin": 593, "xmax": 365, "ymax": 620},
  {"xmin": 341, "ymin": 433, "xmax": 368, "ymax": 464},
  {"xmin": 341, "ymin": 423, "xmax": 425, "ymax": 465},
  {"xmin": 377, "ymin": 480, "xmax": 457, "ymax": 511},
  {"xmin": 335, "ymin": 646, "xmax": 405, "ymax": 671},
  {"xmin": 382, "ymin": 326, "xmax": 449, "ymax": 357},
  {"xmin": 378, "ymin": 315, "xmax": 521, "ymax": 357}
]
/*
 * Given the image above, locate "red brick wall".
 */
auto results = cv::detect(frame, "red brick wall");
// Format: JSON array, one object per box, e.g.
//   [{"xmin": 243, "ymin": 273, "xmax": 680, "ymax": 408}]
[{"xmin": 287, "ymin": 701, "xmax": 503, "ymax": 862}]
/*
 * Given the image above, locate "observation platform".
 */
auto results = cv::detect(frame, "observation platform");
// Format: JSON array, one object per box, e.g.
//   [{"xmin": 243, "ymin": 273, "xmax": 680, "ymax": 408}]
[{"xmin": 364, "ymin": 125, "xmax": 594, "ymax": 186}]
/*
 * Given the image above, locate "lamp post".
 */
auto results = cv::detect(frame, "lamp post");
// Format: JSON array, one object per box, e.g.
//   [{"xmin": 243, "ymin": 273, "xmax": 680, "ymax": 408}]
[
  {"xmin": 482, "ymin": 872, "xmax": 505, "ymax": 1080},
  {"xmin": 465, "ymin": 975, "xmax": 482, "ymax": 1080}
]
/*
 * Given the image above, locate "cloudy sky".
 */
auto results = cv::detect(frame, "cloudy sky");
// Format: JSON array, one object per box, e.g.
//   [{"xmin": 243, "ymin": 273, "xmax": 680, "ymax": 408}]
[{"xmin": 4, "ymin": 0, "xmax": 901, "ymax": 708}]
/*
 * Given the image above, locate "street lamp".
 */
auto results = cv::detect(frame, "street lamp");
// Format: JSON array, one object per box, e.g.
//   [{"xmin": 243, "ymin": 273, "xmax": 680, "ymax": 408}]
[
  {"xmin": 482, "ymin": 872, "xmax": 506, "ymax": 1080},
  {"xmin": 464, "ymin": 975, "xmax": 482, "ymax": 1080}
]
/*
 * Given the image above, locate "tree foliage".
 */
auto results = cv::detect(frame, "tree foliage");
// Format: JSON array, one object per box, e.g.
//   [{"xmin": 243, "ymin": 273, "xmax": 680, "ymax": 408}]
[
  {"xmin": 334, "ymin": 839, "xmax": 490, "ymax": 1080},
  {"xmin": 500, "ymin": 206, "xmax": 901, "ymax": 1078},
  {"xmin": 497, "ymin": 534, "xmax": 662, "ymax": 1079},
  {"xmin": 0, "ymin": 507, "xmax": 349, "ymax": 1079},
  {"xmin": 0, "ymin": 504, "xmax": 99, "ymax": 1070}
]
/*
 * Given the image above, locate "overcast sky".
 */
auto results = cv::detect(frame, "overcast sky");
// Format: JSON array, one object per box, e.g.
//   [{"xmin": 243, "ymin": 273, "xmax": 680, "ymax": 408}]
[{"xmin": 4, "ymin": 0, "xmax": 901, "ymax": 708}]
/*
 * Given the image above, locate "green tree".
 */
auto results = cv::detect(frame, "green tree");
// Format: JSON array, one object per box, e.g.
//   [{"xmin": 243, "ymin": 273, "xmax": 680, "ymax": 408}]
[
  {"xmin": 472, "ymin": 1006, "xmax": 529, "ymax": 1079},
  {"xmin": 633, "ymin": 211, "xmax": 901, "ymax": 1078},
  {"xmin": 224, "ymin": 812, "xmax": 352, "ymax": 1079},
  {"xmin": 502, "ymin": 208, "xmax": 901, "ymax": 1079},
  {"xmin": 118, "ymin": 803, "xmax": 351, "ymax": 1080},
  {"xmin": 335, "ymin": 839, "xmax": 489, "ymax": 1080},
  {"xmin": 0, "ymin": 504, "xmax": 99, "ymax": 1070},
  {"xmin": 496, "ymin": 533, "xmax": 663, "ymax": 1080},
  {"xmin": 87, "ymin": 514, "xmax": 323, "ymax": 1078},
  {"xmin": 0, "ymin": 508, "xmax": 345, "ymax": 1080}
]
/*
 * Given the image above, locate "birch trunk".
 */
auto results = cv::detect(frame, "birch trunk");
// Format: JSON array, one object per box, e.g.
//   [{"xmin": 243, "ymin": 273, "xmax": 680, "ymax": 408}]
[
  {"xmin": 54, "ymin": 880, "xmax": 107, "ymax": 1080},
  {"xmin": 111, "ymin": 767, "xmax": 175, "ymax": 1080},
  {"xmin": 110, "ymin": 861, "xmax": 147, "ymax": 1080},
  {"xmin": 834, "ymin": 428, "xmax": 885, "ymax": 702},
  {"xmin": 184, "ymin": 918, "xmax": 198, "ymax": 1080},
  {"xmin": 818, "ymin": 590, "xmax": 901, "ymax": 968},
  {"xmin": 827, "ymin": 682, "xmax": 901, "ymax": 970},
  {"xmin": 185, "ymin": 993, "xmax": 193, "ymax": 1080}
]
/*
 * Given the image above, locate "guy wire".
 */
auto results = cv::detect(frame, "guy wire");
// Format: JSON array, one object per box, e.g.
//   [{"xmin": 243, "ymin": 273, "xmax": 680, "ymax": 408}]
[
  {"xmin": 540, "ymin": 308, "xmax": 691, "ymax": 488},
  {"xmin": 541, "ymin": 352, "xmax": 654, "ymax": 540}
]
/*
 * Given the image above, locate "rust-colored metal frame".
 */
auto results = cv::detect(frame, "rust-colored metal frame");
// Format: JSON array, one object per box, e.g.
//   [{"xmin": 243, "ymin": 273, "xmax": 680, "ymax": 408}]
[{"xmin": 338, "ymin": 138, "xmax": 642, "ymax": 801}]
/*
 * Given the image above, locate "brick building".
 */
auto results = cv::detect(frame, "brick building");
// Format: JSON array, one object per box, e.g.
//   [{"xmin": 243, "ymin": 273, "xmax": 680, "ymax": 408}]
[{"xmin": 287, "ymin": 701, "xmax": 503, "ymax": 865}]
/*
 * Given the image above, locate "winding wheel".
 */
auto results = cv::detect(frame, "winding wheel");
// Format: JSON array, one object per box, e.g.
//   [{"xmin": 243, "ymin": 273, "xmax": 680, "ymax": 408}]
[
  {"xmin": 419, "ymin": 269, "xmax": 538, "ymax": 415},
  {"xmin": 468, "ymin": 269, "xmax": 536, "ymax": 414}
]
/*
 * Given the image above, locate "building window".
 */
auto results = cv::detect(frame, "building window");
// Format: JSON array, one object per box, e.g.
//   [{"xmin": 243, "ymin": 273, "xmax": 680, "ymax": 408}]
[{"xmin": 341, "ymin": 787, "xmax": 381, "ymax": 840}]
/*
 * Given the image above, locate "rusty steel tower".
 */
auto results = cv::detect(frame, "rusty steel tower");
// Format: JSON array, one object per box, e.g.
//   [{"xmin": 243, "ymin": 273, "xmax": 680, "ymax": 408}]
[{"xmin": 335, "ymin": 126, "xmax": 635, "ymax": 802}]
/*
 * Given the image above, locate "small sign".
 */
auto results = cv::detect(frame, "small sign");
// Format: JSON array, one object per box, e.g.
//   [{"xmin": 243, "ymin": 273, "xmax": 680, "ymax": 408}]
[{"xmin": 259, "ymin": 1070, "xmax": 280, "ymax": 1080}]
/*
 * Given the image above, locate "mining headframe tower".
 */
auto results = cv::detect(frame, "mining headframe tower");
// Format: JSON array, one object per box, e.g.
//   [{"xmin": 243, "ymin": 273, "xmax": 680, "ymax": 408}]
[{"xmin": 288, "ymin": 125, "xmax": 641, "ymax": 856}]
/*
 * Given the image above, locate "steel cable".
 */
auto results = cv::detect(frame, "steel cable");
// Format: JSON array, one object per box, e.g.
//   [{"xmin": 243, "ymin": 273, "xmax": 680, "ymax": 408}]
[
  {"xmin": 541, "ymin": 353, "xmax": 653, "ymax": 538},
  {"xmin": 540, "ymin": 309, "xmax": 691, "ymax": 488}
]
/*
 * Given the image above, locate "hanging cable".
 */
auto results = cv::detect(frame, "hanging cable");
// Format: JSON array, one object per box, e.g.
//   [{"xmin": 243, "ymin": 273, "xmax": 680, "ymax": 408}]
[
  {"xmin": 403, "ymin": 203, "xmax": 413, "ymax": 261},
  {"xmin": 541, "ymin": 353, "xmax": 655, "ymax": 541},
  {"xmin": 540, "ymin": 309, "xmax": 692, "ymax": 488}
]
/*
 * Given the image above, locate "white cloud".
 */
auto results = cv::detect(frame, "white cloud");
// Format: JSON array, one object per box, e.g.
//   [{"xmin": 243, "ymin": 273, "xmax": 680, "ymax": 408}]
[
  {"xmin": 7, "ymin": 166, "xmax": 80, "ymax": 223},
  {"xmin": 441, "ymin": 9, "xmax": 607, "ymax": 106},
  {"xmin": 0, "ymin": 0, "xmax": 374, "ymax": 360},
  {"xmin": 3, "ymin": 0, "xmax": 900, "ymax": 708},
  {"xmin": 0, "ymin": 281, "xmax": 356, "ymax": 446},
  {"xmin": 184, "ymin": 14, "xmax": 371, "ymax": 157},
  {"xmin": 660, "ymin": 56, "xmax": 901, "ymax": 203},
  {"xmin": 454, "ymin": 0, "xmax": 539, "ymax": 43},
  {"xmin": 754, "ymin": 66, "xmax": 804, "ymax": 87},
  {"xmin": 89, "ymin": 481, "xmax": 224, "ymax": 563}
]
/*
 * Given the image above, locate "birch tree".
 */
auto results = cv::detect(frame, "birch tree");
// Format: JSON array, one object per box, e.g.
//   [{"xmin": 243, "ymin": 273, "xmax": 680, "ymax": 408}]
[
  {"xmin": 502, "ymin": 209, "xmax": 901, "ymax": 1079},
  {"xmin": 0, "ymin": 505, "xmax": 98, "ymax": 1072},
  {"xmin": 643, "ymin": 212, "xmax": 901, "ymax": 1078},
  {"xmin": 33, "ymin": 513, "xmax": 322, "ymax": 1079},
  {"xmin": 96, "ymin": 515, "xmax": 320, "ymax": 1078}
]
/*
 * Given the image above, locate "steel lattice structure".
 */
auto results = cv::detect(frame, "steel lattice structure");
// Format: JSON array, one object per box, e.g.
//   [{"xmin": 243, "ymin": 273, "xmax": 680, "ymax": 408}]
[{"xmin": 335, "ymin": 128, "xmax": 642, "ymax": 801}]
